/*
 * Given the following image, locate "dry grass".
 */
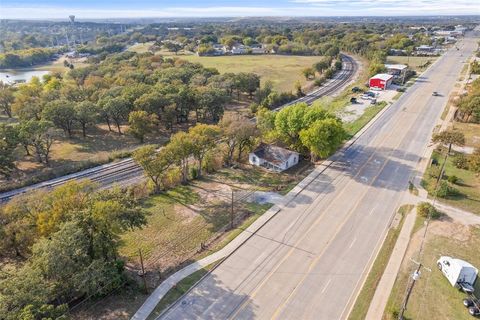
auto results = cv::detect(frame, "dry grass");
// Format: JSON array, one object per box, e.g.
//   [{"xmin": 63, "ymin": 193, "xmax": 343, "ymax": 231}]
[
  {"xmin": 384, "ymin": 218, "xmax": 480, "ymax": 320},
  {"xmin": 0, "ymin": 124, "xmax": 167, "ymax": 192},
  {"xmin": 386, "ymin": 56, "xmax": 438, "ymax": 72},
  {"xmin": 177, "ymin": 54, "xmax": 322, "ymax": 92}
]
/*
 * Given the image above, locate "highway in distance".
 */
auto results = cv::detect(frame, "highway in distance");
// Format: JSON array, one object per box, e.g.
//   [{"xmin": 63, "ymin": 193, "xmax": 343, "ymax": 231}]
[{"xmin": 158, "ymin": 34, "xmax": 478, "ymax": 320}]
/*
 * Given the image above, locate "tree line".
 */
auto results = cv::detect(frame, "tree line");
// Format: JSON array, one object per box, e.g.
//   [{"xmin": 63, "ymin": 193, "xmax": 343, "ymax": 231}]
[
  {"xmin": 0, "ymin": 181, "xmax": 148, "ymax": 320},
  {"xmin": 0, "ymin": 51, "xmax": 262, "ymax": 179}
]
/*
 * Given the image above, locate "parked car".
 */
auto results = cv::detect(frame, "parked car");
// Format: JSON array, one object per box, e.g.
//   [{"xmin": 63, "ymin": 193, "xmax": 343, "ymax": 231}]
[
  {"xmin": 366, "ymin": 91, "xmax": 376, "ymax": 97},
  {"xmin": 437, "ymin": 256, "xmax": 478, "ymax": 292},
  {"xmin": 350, "ymin": 97, "xmax": 358, "ymax": 104},
  {"xmin": 370, "ymin": 98, "xmax": 377, "ymax": 105},
  {"xmin": 352, "ymin": 86, "xmax": 362, "ymax": 93},
  {"xmin": 432, "ymin": 91, "xmax": 440, "ymax": 96}
]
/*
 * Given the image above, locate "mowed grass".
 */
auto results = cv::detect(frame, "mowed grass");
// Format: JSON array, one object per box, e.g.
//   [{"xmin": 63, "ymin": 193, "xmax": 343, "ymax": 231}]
[
  {"xmin": 348, "ymin": 204, "xmax": 413, "ymax": 320},
  {"xmin": 385, "ymin": 221, "xmax": 480, "ymax": 320},
  {"xmin": 386, "ymin": 56, "xmax": 437, "ymax": 72},
  {"xmin": 179, "ymin": 54, "xmax": 322, "ymax": 92},
  {"xmin": 424, "ymin": 150, "xmax": 480, "ymax": 215}
]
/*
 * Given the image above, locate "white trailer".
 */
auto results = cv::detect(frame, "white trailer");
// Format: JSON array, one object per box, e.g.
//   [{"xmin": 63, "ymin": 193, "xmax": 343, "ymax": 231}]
[{"xmin": 437, "ymin": 256, "xmax": 478, "ymax": 291}]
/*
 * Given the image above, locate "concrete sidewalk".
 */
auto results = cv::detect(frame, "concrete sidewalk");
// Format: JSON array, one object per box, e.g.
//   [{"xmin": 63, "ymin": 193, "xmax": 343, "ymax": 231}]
[
  {"xmin": 365, "ymin": 210, "xmax": 416, "ymax": 320},
  {"xmin": 130, "ymin": 158, "xmax": 335, "ymax": 320},
  {"xmin": 131, "ymin": 83, "xmax": 393, "ymax": 320}
]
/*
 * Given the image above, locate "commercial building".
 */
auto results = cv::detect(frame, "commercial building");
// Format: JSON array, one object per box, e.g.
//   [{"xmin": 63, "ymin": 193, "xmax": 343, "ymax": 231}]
[{"xmin": 369, "ymin": 74, "xmax": 393, "ymax": 90}]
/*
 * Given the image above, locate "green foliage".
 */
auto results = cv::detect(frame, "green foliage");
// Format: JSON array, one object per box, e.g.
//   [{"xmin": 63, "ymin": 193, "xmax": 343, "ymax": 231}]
[
  {"xmin": 17, "ymin": 120, "xmax": 55, "ymax": 164},
  {"xmin": 0, "ymin": 48, "xmax": 58, "ymax": 69},
  {"xmin": 416, "ymin": 202, "xmax": 441, "ymax": 219},
  {"xmin": 127, "ymin": 110, "xmax": 158, "ymax": 143},
  {"xmin": 452, "ymin": 153, "xmax": 468, "ymax": 169},
  {"xmin": 447, "ymin": 175, "xmax": 459, "ymax": 184},
  {"xmin": 434, "ymin": 180, "xmax": 459, "ymax": 198},
  {"xmin": 299, "ymin": 118, "xmax": 345, "ymax": 160},
  {"xmin": 42, "ymin": 99, "xmax": 76, "ymax": 138},
  {"xmin": 432, "ymin": 130, "xmax": 465, "ymax": 152},
  {"xmin": 0, "ymin": 181, "xmax": 147, "ymax": 319},
  {"xmin": 0, "ymin": 124, "xmax": 19, "ymax": 177}
]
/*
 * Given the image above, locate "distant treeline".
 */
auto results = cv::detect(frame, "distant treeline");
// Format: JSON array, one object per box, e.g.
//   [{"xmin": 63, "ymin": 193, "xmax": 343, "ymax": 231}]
[{"xmin": 0, "ymin": 48, "xmax": 60, "ymax": 69}]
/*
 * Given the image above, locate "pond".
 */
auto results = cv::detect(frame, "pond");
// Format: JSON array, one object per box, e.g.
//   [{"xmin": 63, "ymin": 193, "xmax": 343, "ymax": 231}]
[{"xmin": 0, "ymin": 69, "xmax": 50, "ymax": 85}]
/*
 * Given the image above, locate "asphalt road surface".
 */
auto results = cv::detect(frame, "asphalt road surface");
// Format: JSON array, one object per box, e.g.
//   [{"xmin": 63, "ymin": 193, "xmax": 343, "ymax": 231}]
[
  {"xmin": 158, "ymin": 35, "xmax": 478, "ymax": 320},
  {"xmin": 0, "ymin": 55, "xmax": 357, "ymax": 203}
]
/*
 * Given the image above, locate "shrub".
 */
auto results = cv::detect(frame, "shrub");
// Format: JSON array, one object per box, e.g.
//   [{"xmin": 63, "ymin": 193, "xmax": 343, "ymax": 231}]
[
  {"xmin": 417, "ymin": 202, "xmax": 441, "ymax": 219},
  {"xmin": 190, "ymin": 167, "xmax": 199, "ymax": 180},
  {"xmin": 447, "ymin": 175, "xmax": 459, "ymax": 184},
  {"xmin": 435, "ymin": 180, "xmax": 459, "ymax": 198},
  {"xmin": 452, "ymin": 153, "xmax": 468, "ymax": 169}
]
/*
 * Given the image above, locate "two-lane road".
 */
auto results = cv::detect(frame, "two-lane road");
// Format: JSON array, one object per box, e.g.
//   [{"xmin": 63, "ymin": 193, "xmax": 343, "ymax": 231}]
[{"xmin": 158, "ymin": 35, "xmax": 478, "ymax": 320}]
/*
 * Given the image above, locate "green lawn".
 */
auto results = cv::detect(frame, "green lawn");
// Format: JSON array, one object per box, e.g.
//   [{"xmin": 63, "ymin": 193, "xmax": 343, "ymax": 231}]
[
  {"xmin": 422, "ymin": 149, "xmax": 480, "ymax": 215},
  {"xmin": 348, "ymin": 204, "xmax": 413, "ymax": 320},
  {"xmin": 384, "ymin": 219, "xmax": 480, "ymax": 320},
  {"xmin": 386, "ymin": 56, "xmax": 438, "ymax": 72},
  {"xmin": 178, "ymin": 54, "xmax": 323, "ymax": 92}
]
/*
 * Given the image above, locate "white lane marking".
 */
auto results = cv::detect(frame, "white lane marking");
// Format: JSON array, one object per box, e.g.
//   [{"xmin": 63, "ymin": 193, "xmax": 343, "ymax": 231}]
[
  {"xmin": 321, "ymin": 278, "xmax": 332, "ymax": 294},
  {"xmin": 349, "ymin": 237, "xmax": 357, "ymax": 250}
]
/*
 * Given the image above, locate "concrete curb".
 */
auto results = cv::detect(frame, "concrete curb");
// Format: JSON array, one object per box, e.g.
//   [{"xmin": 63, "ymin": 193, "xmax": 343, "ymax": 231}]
[
  {"xmin": 365, "ymin": 210, "xmax": 417, "ymax": 319},
  {"xmin": 131, "ymin": 62, "xmax": 400, "ymax": 320}
]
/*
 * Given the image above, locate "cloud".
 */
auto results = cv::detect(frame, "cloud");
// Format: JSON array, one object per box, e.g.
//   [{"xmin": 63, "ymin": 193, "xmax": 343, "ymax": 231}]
[{"xmin": 0, "ymin": 0, "xmax": 478, "ymax": 19}]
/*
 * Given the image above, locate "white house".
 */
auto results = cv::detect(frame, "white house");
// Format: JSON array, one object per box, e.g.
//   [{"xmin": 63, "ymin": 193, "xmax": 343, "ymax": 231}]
[{"xmin": 249, "ymin": 144, "xmax": 299, "ymax": 172}]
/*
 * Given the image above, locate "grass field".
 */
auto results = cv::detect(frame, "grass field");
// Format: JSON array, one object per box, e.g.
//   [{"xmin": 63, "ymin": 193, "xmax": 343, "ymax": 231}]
[
  {"xmin": 384, "ymin": 217, "xmax": 480, "ymax": 320},
  {"xmin": 178, "ymin": 54, "xmax": 322, "ymax": 92},
  {"xmin": 422, "ymin": 149, "xmax": 480, "ymax": 215},
  {"xmin": 386, "ymin": 56, "xmax": 438, "ymax": 72},
  {"xmin": 348, "ymin": 204, "xmax": 413, "ymax": 320}
]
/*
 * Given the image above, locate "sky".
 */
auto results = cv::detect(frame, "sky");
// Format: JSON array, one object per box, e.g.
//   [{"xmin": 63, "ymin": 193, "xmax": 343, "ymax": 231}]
[{"xmin": 0, "ymin": 0, "xmax": 479, "ymax": 19}]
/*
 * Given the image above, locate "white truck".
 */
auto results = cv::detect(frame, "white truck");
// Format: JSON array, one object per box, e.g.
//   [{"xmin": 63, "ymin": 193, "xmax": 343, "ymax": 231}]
[{"xmin": 437, "ymin": 256, "xmax": 478, "ymax": 293}]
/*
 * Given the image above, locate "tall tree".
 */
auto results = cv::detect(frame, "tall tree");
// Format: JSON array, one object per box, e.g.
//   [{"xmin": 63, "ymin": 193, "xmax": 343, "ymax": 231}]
[
  {"xmin": 189, "ymin": 124, "xmax": 221, "ymax": 177},
  {"xmin": 300, "ymin": 118, "xmax": 345, "ymax": 161},
  {"xmin": 74, "ymin": 101, "xmax": 98, "ymax": 138},
  {"xmin": 17, "ymin": 120, "xmax": 54, "ymax": 164},
  {"xmin": 0, "ymin": 82, "xmax": 14, "ymax": 118},
  {"xmin": 167, "ymin": 131, "xmax": 193, "ymax": 183},
  {"xmin": 133, "ymin": 145, "xmax": 174, "ymax": 193},
  {"xmin": 127, "ymin": 111, "xmax": 158, "ymax": 143},
  {"xmin": 42, "ymin": 100, "xmax": 76, "ymax": 138},
  {"xmin": 103, "ymin": 96, "xmax": 130, "ymax": 134},
  {"xmin": 432, "ymin": 129, "xmax": 465, "ymax": 154},
  {"xmin": 0, "ymin": 124, "xmax": 19, "ymax": 177}
]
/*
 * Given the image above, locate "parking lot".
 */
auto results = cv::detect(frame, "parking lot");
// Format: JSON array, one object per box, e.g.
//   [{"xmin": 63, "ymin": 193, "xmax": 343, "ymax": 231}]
[{"xmin": 339, "ymin": 86, "xmax": 400, "ymax": 123}]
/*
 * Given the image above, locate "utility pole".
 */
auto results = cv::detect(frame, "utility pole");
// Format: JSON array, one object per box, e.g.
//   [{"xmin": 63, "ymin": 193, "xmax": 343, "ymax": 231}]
[
  {"xmin": 398, "ymin": 264, "xmax": 421, "ymax": 320},
  {"xmin": 138, "ymin": 249, "xmax": 148, "ymax": 294},
  {"xmin": 230, "ymin": 188, "xmax": 235, "ymax": 230},
  {"xmin": 398, "ymin": 141, "xmax": 448, "ymax": 317}
]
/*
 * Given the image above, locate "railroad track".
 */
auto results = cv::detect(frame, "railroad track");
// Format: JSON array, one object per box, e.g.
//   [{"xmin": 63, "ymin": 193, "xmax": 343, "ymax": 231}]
[{"xmin": 0, "ymin": 54, "xmax": 358, "ymax": 203}]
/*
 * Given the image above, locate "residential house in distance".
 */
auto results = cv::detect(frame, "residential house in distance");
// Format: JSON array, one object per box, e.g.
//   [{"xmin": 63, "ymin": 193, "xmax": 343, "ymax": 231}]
[{"xmin": 249, "ymin": 143, "xmax": 299, "ymax": 172}]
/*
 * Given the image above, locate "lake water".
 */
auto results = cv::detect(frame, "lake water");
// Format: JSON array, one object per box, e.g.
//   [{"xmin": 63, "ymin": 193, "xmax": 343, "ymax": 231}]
[{"xmin": 0, "ymin": 70, "xmax": 50, "ymax": 85}]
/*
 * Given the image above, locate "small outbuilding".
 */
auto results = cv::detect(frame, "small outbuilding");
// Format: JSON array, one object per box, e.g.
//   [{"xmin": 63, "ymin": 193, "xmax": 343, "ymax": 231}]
[
  {"xmin": 249, "ymin": 144, "xmax": 299, "ymax": 172},
  {"xmin": 369, "ymin": 73, "xmax": 393, "ymax": 90}
]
